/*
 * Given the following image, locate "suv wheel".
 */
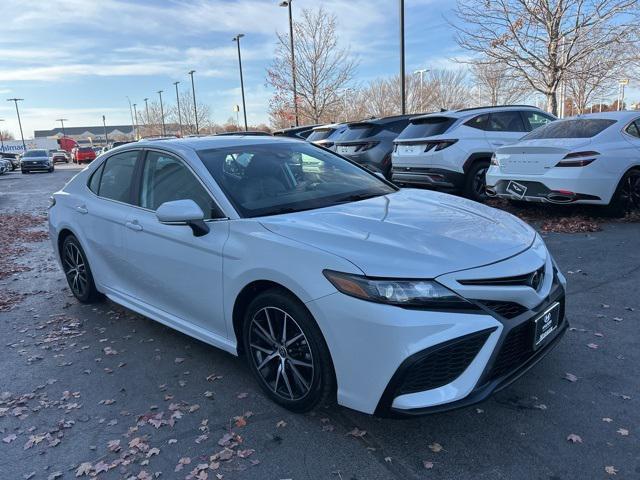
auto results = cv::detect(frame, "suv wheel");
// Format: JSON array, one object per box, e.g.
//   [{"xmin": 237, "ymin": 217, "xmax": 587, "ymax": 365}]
[
  {"xmin": 464, "ymin": 160, "xmax": 490, "ymax": 202},
  {"xmin": 606, "ymin": 168, "xmax": 640, "ymax": 217},
  {"xmin": 61, "ymin": 235, "xmax": 102, "ymax": 303},
  {"xmin": 243, "ymin": 289, "xmax": 335, "ymax": 412}
]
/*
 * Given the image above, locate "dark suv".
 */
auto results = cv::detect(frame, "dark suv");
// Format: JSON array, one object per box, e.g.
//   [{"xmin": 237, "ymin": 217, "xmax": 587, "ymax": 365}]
[
  {"xmin": 306, "ymin": 123, "xmax": 347, "ymax": 151},
  {"xmin": 333, "ymin": 115, "xmax": 415, "ymax": 178},
  {"xmin": 272, "ymin": 124, "xmax": 319, "ymax": 140}
]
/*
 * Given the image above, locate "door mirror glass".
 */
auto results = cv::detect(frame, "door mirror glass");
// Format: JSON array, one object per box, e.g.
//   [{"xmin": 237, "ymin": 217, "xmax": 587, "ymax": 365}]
[{"xmin": 156, "ymin": 199, "xmax": 209, "ymax": 237}]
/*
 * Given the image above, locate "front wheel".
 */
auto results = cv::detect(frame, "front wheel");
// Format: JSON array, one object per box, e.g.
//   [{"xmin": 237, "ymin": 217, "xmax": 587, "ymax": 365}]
[
  {"xmin": 243, "ymin": 289, "xmax": 335, "ymax": 412},
  {"xmin": 606, "ymin": 169, "xmax": 640, "ymax": 217},
  {"xmin": 464, "ymin": 160, "xmax": 490, "ymax": 202},
  {"xmin": 61, "ymin": 235, "xmax": 102, "ymax": 303}
]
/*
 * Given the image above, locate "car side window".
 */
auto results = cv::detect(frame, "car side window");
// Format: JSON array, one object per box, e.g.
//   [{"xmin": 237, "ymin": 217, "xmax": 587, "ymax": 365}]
[
  {"xmin": 97, "ymin": 151, "xmax": 139, "ymax": 203},
  {"xmin": 523, "ymin": 111, "xmax": 555, "ymax": 132},
  {"xmin": 465, "ymin": 114, "xmax": 489, "ymax": 130},
  {"xmin": 140, "ymin": 151, "xmax": 221, "ymax": 220},
  {"xmin": 487, "ymin": 111, "xmax": 527, "ymax": 132},
  {"xmin": 88, "ymin": 162, "xmax": 105, "ymax": 194},
  {"xmin": 625, "ymin": 121, "xmax": 640, "ymax": 138}
]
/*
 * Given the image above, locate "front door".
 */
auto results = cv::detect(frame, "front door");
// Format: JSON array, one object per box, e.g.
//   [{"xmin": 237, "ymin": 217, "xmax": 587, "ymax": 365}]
[{"xmin": 123, "ymin": 150, "xmax": 229, "ymax": 340}]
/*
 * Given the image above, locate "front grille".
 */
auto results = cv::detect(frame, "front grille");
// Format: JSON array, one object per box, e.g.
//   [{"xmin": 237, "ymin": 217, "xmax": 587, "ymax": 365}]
[
  {"xmin": 488, "ymin": 321, "xmax": 533, "ymax": 381},
  {"xmin": 478, "ymin": 300, "xmax": 528, "ymax": 319},
  {"xmin": 458, "ymin": 266, "xmax": 545, "ymax": 289},
  {"xmin": 396, "ymin": 330, "xmax": 492, "ymax": 395}
]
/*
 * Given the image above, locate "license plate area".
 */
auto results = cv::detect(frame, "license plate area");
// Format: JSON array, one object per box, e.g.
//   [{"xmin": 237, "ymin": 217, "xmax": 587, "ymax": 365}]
[
  {"xmin": 506, "ymin": 180, "xmax": 527, "ymax": 199},
  {"xmin": 533, "ymin": 302, "xmax": 560, "ymax": 349}
]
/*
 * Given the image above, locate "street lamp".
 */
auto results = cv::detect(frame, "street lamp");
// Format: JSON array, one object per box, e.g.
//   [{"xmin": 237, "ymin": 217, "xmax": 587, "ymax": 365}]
[
  {"xmin": 188, "ymin": 70, "xmax": 199, "ymax": 134},
  {"xmin": 173, "ymin": 81, "xmax": 183, "ymax": 136},
  {"xmin": 0, "ymin": 119, "xmax": 5, "ymax": 153},
  {"xmin": 413, "ymin": 69, "xmax": 428, "ymax": 112},
  {"xmin": 7, "ymin": 98, "xmax": 26, "ymax": 151},
  {"xmin": 279, "ymin": 1, "xmax": 299, "ymax": 126},
  {"xmin": 232, "ymin": 34, "xmax": 248, "ymax": 131},
  {"xmin": 143, "ymin": 97, "xmax": 150, "ymax": 129},
  {"xmin": 56, "ymin": 118, "xmax": 68, "ymax": 137},
  {"xmin": 126, "ymin": 96, "xmax": 136, "ymax": 140},
  {"xmin": 618, "ymin": 79, "xmax": 629, "ymax": 111},
  {"xmin": 102, "ymin": 115, "xmax": 109, "ymax": 146},
  {"xmin": 157, "ymin": 91, "xmax": 166, "ymax": 136},
  {"xmin": 399, "ymin": 0, "xmax": 406, "ymax": 115},
  {"xmin": 133, "ymin": 103, "xmax": 139, "ymax": 139}
]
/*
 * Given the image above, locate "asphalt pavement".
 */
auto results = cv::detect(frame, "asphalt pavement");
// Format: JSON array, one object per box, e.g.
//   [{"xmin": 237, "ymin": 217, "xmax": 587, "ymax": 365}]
[{"xmin": 0, "ymin": 164, "xmax": 638, "ymax": 480}]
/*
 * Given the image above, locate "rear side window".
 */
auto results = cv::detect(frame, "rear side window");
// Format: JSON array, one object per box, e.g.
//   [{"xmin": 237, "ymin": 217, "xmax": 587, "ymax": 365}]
[
  {"xmin": 523, "ymin": 119, "xmax": 617, "ymax": 140},
  {"xmin": 98, "ymin": 150, "xmax": 139, "ymax": 203},
  {"xmin": 523, "ymin": 111, "xmax": 555, "ymax": 131},
  {"xmin": 486, "ymin": 111, "xmax": 526, "ymax": 132},
  {"xmin": 339, "ymin": 124, "xmax": 376, "ymax": 141},
  {"xmin": 465, "ymin": 114, "xmax": 489, "ymax": 130},
  {"xmin": 625, "ymin": 121, "xmax": 640, "ymax": 138},
  {"xmin": 88, "ymin": 162, "xmax": 105, "ymax": 194},
  {"xmin": 397, "ymin": 116, "xmax": 456, "ymax": 139}
]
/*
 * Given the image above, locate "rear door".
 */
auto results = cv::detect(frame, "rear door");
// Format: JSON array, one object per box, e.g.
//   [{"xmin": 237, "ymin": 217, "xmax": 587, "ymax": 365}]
[
  {"xmin": 485, "ymin": 111, "xmax": 528, "ymax": 148},
  {"xmin": 123, "ymin": 149, "xmax": 229, "ymax": 338},
  {"xmin": 82, "ymin": 149, "xmax": 141, "ymax": 291}
]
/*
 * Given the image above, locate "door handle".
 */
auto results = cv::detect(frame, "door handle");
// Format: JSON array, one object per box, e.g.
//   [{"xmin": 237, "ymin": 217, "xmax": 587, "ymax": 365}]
[
  {"xmin": 75, "ymin": 205, "xmax": 88, "ymax": 214},
  {"xmin": 125, "ymin": 221, "xmax": 143, "ymax": 232}
]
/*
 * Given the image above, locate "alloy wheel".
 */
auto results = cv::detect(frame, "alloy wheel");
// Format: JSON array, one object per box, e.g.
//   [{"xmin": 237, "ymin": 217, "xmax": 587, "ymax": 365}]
[
  {"xmin": 620, "ymin": 171, "xmax": 640, "ymax": 212},
  {"xmin": 248, "ymin": 306, "xmax": 314, "ymax": 401},
  {"xmin": 473, "ymin": 166, "xmax": 489, "ymax": 198},
  {"xmin": 62, "ymin": 242, "xmax": 89, "ymax": 297}
]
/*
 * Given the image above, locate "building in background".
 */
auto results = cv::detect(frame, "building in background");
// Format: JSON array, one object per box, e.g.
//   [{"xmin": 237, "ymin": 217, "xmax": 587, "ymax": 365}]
[{"xmin": 34, "ymin": 125, "xmax": 135, "ymax": 146}]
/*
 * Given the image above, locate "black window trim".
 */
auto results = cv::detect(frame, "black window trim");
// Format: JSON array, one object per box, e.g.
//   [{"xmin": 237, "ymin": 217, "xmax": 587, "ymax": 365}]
[
  {"xmin": 136, "ymin": 147, "xmax": 227, "ymax": 221},
  {"xmin": 622, "ymin": 118, "xmax": 640, "ymax": 139}
]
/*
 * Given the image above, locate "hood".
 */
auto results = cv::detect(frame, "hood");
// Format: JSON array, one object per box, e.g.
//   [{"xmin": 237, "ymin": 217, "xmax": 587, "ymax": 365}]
[{"xmin": 259, "ymin": 189, "xmax": 535, "ymax": 278}]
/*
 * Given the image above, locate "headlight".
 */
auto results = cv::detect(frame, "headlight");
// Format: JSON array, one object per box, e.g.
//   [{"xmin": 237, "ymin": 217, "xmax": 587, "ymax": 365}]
[{"xmin": 323, "ymin": 270, "xmax": 476, "ymax": 310}]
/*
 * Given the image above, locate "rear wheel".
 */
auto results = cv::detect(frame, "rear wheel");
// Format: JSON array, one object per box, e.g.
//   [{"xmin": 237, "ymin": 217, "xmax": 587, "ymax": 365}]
[
  {"xmin": 464, "ymin": 160, "xmax": 490, "ymax": 202},
  {"xmin": 243, "ymin": 289, "xmax": 335, "ymax": 412},
  {"xmin": 606, "ymin": 169, "xmax": 640, "ymax": 217},
  {"xmin": 61, "ymin": 235, "xmax": 101, "ymax": 303}
]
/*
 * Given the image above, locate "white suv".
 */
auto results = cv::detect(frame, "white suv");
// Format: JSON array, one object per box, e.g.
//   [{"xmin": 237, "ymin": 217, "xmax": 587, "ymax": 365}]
[{"xmin": 391, "ymin": 106, "xmax": 556, "ymax": 201}]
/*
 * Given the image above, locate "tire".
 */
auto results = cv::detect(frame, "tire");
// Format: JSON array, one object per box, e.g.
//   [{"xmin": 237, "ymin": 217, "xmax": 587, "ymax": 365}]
[
  {"xmin": 606, "ymin": 169, "xmax": 640, "ymax": 218},
  {"xmin": 48, "ymin": 167, "xmax": 54, "ymax": 173},
  {"xmin": 21, "ymin": 170, "xmax": 28, "ymax": 174},
  {"xmin": 464, "ymin": 160, "xmax": 490, "ymax": 202},
  {"xmin": 242, "ymin": 289, "xmax": 335, "ymax": 412},
  {"xmin": 60, "ymin": 235, "xmax": 102, "ymax": 303}
]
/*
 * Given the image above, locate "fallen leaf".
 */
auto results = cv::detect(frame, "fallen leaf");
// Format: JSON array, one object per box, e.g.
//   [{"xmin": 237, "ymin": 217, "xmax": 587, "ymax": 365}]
[
  {"xmin": 564, "ymin": 373, "xmax": 578, "ymax": 382},
  {"xmin": 237, "ymin": 392, "xmax": 248, "ymax": 399},
  {"xmin": 423, "ymin": 461, "xmax": 434, "ymax": 469},
  {"xmin": 428, "ymin": 442, "xmax": 443, "ymax": 453},
  {"xmin": 276, "ymin": 420, "xmax": 287, "ymax": 428},
  {"xmin": 2, "ymin": 434, "xmax": 17, "ymax": 444},
  {"xmin": 566, "ymin": 434, "xmax": 582, "ymax": 443},
  {"xmin": 346, "ymin": 428, "xmax": 366, "ymax": 438},
  {"xmin": 616, "ymin": 428, "xmax": 629, "ymax": 436},
  {"xmin": 75, "ymin": 463, "xmax": 92, "ymax": 477},
  {"xmin": 605, "ymin": 466, "xmax": 618, "ymax": 475},
  {"xmin": 587, "ymin": 343, "xmax": 599, "ymax": 349},
  {"xmin": 602, "ymin": 418, "xmax": 613, "ymax": 423},
  {"xmin": 235, "ymin": 416, "xmax": 247, "ymax": 428}
]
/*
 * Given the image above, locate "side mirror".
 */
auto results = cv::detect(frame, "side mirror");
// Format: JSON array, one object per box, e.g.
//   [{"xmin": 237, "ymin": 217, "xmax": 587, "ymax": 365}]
[{"xmin": 156, "ymin": 199, "xmax": 209, "ymax": 237}]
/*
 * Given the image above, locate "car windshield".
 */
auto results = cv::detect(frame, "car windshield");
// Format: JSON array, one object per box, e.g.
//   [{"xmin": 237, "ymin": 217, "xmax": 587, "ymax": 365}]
[
  {"xmin": 522, "ymin": 118, "xmax": 616, "ymax": 140},
  {"xmin": 24, "ymin": 150, "xmax": 47, "ymax": 157},
  {"xmin": 396, "ymin": 116, "xmax": 456, "ymax": 139},
  {"xmin": 197, "ymin": 142, "xmax": 396, "ymax": 218}
]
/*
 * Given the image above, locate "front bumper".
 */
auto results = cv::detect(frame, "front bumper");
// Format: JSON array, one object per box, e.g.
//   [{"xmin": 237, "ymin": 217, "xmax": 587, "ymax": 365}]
[
  {"xmin": 307, "ymin": 243, "xmax": 567, "ymax": 416},
  {"xmin": 21, "ymin": 163, "xmax": 52, "ymax": 171}
]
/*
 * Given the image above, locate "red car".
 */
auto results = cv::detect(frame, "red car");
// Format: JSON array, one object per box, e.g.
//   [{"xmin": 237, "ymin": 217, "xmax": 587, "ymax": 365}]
[{"xmin": 72, "ymin": 147, "xmax": 96, "ymax": 164}]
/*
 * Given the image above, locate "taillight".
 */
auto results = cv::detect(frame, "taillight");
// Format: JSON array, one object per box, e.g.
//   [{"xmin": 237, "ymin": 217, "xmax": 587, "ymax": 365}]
[
  {"xmin": 424, "ymin": 139, "xmax": 458, "ymax": 152},
  {"xmin": 355, "ymin": 142, "xmax": 379, "ymax": 152},
  {"xmin": 555, "ymin": 151, "xmax": 599, "ymax": 167}
]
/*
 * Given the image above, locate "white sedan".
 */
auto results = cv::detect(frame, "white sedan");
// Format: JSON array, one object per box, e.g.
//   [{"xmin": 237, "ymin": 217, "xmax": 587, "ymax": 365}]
[
  {"xmin": 487, "ymin": 111, "xmax": 640, "ymax": 215},
  {"xmin": 48, "ymin": 136, "xmax": 566, "ymax": 416}
]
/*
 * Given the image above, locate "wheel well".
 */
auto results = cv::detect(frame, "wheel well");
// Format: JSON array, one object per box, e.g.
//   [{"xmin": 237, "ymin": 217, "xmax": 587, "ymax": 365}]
[
  {"xmin": 57, "ymin": 228, "xmax": 75, "ymax": 258},
  {"xmin": 232, "ymin": 280, "xmax": 299, "ymax": 356},
  {"xmin": 463, "ymin": 153, "xmax": 492, "ymax": 174}
]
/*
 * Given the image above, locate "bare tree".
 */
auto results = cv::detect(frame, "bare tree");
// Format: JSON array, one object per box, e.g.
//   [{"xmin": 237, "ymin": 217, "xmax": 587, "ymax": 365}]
[
  {"xmin": 267, "ymin": 7, "xmax": 357, "ymax": 126},
  {"xmin": 452, "ymin": 0, "xmax": 639, "ymax": 115},
  {"xmin": 427, "ymin": 69, "xmax": 471, "ymax": 111},
  {"xmin": 175, "ymin": 90, "xmax": 212, "ymax": 135},
  {"xmin": 0, "ymin": 130, "xmax": 15, "ymax": 141},
  {"xmin": 470, "ymin": 59, "xmax": 528, "ymax": 105}
]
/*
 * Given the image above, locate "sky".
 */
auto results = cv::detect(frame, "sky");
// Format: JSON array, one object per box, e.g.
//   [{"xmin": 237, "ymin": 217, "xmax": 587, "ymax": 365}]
[
  {"xmin": 0, "ymin": 0, "xmax": 636, "ymax": 139},
  {"xmin": 0, "ymin": 0, "xmax": 465, "ymax": 138}
]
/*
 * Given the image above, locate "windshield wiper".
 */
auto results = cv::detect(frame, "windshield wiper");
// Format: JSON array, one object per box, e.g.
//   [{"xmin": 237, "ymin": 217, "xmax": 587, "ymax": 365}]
[{"xmin": 333, "ymin": 192, "xmax": 383, "ymax": 204}]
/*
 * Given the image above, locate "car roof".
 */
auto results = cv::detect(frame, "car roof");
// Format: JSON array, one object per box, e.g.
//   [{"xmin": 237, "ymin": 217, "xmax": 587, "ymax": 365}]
[
  {"xmin": 311, "ymin": 122, "xmax": 345, "ymax": 131},
  {"xmin": 562, "ymin": 110, "xmax": 640, "ymax": 122},
  {"xmin": 126, "ymin": 134, "xmax": 304, "ymax": 153},
  {"xmin": 346, "ymin": 114, "xmax": 416, "ymax": 126},
  {"xmin": 410, "ymin": 105, "xmax": 545, "ymax": 121}
]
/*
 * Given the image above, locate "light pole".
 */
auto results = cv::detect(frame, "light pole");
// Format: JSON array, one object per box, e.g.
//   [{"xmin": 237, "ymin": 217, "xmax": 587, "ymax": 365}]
[
  {"xmin": 126, "ymin": 96, "xmax": 136, "ymax": 140},
  {"xmin": 399, "ymin": 0, "xmax": 406, "ymax": 115},
  {"xmin": 233, "ymin": 105, "xmax": 240, "ymax": 130},
  {"xmin": 414, "ymin": 69, "xmax": 428, "ymax": 112},
  {"xmin": 56, "ymin": 118, "xmax": 68, "ymax": 137},
  {"xmin": 188, "ymin": 70, "xmax": 199, "ymax": 134},
  {"xmin": 232, "ymin": 34, "xmax": 248, "ymax": 131},
  {"xmin": 618, "ymin": 79, "xmax": 629, "ymax": 111},
  {"xmin": 157, "ymin": 91, "xmax": 166, "ymax": 136},
  {"xmin": 143, "ymin": 97, "xmax": 150, "ymax": 133},
  {"xmin": 102, "ymin": 115, "xmax": 109, "ymax": 146},
  {"xmin": 0, "ymin": 119, "xmax": 4, "ymax": 153},
  {"xmin": 7, "ymin": 98, "xmax": 26, "ymax": 151},
  {"xmin": 133, "ymin": 103, "xmax": 139, "ymax": 139},
  {"xmin": 279, "ymin": 1, "xmax": 299, "ymax": 126},
  {"xmin": 173, "ymin": 81, "xmax": 183, "ymax": 136}
]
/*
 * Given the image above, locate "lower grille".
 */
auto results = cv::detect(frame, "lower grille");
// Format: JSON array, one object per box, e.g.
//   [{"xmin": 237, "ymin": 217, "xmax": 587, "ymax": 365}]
[
  {"xmin": 478, "ymin": 300, "xmax": 528, "ymax": 319},
  {"xmin": 397, "ymin": 330, "xmax": 492, "ymax": 395},
  {"xmin": 488, "ymin": 321, "xmax": 533, "ymax": 381}
]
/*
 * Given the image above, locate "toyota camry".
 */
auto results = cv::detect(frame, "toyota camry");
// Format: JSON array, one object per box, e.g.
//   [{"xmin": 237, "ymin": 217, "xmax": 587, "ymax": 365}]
[{"xmin": 48, "ymin": 136, "xmax": 567, "ymax": 416}]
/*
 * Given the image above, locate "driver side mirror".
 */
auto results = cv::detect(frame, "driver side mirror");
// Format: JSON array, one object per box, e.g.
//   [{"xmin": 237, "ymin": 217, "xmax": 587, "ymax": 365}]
[{"xmin": 156, "ymin": 199, "xmax": 210, "ymax": 237}]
